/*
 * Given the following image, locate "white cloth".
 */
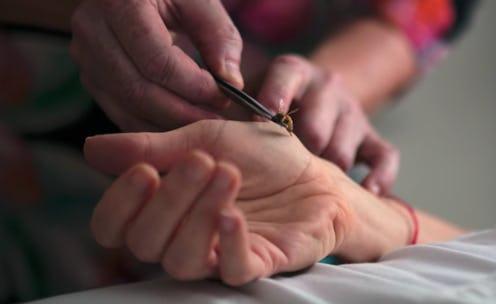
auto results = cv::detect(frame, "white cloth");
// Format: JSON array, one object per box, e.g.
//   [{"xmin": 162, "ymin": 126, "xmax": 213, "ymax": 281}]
[{"xmin": 30, "ymin": 229, "xmax": 496, "ymax": 304}]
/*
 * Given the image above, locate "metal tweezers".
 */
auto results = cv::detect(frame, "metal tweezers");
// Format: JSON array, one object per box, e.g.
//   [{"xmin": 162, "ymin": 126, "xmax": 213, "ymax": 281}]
[{"xmin": 213, "ymin": 74, "xmax": 290, "ymax": 130}]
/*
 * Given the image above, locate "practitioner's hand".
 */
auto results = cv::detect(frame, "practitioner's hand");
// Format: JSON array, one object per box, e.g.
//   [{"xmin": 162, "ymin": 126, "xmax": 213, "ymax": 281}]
[
  {"xmin": 256, "ymin": 55, "xmax": 399, "ymax": 195},
  {"xmin": 85, "ymin": 121, "xmax": 410, "ymax": 285},
  {"xmin": 70, "ymin": 0, "xmax": 243, "ymax": 131}
]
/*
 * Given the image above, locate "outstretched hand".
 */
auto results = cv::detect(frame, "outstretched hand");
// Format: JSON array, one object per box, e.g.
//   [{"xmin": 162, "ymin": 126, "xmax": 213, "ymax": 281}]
[{"xmin": 85, "ymin": 120, "xmax": 359, "ymax": 285}]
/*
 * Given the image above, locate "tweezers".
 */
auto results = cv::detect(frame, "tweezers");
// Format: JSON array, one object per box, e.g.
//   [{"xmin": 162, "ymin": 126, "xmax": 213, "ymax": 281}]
[{"xmin": 213, "ymin": 75, "xmax": 290, "ymax": 130}]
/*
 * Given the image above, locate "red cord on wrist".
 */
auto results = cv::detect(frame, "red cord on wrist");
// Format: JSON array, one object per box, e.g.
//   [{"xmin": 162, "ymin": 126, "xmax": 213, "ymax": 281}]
[{"xmin": 388, "ymin": 195, "xmax": 419, "ymax": 245}]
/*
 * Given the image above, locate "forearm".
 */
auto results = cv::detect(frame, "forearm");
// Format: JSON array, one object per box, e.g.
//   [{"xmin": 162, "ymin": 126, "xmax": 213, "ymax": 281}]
[
  {"xmin": 309, "ymin": 18, "xmax": 416, "ymax": 114},
  {"xmin": 335, "ymin": 191, "xmax": 466, "ymax": 262},
  {"xmin": 414, "ymin": 208, "xmax": 466, "ymax": 244},
  {"xmin": 0, "ymin": 0, "xmax": 80, "ymax": 32}
]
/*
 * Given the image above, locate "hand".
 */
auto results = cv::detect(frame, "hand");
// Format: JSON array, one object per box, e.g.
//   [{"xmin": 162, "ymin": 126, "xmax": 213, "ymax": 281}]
[
  {"xmin": 70, "ymin": 0, "xmax": 243, "ymax": 131},
  {"xmin": 255, "ymin": 55, "xmax": 400, "ymax": 195},
  {"xmin": 84, "ymin": 120, "xmax": 410, "ymax": 285}
]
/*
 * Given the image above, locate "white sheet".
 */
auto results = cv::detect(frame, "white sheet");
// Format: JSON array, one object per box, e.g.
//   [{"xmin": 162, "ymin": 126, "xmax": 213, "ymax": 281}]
[{"xmin": 29, "ymin": 229, "xmax": 496, "ymax": 304}]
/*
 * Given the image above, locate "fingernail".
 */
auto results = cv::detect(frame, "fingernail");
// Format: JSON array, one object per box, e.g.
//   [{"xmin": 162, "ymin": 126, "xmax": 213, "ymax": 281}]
[
  {"xmin": 223, "ymin": 60, "xmax": 244, "ymax": 88},
  {"xmin": 184, "ymin": 155, "xmax": 212, "ymax": 183},
  {"xmin": 368, "ymin": 182, "xmax": 380, "ymax": 195},
  {"xmin": 129, "ymin": 165, "xmax": 153, "ymax": 194},
  {"xmin": 220, "ymin": 209, "xmax": 236, "ymax": 233},
  {"xmin": 84, "ymin": 136, "xmax": 96, "ymax": 144},
  {"xmin": 212, "ymin": 168, "xmax": 232, "ymax": 191}
]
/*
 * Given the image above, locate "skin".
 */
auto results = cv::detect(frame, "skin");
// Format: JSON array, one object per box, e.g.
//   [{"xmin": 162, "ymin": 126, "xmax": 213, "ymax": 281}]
[
  {"xmin": 84, "ymin": 120, "xmax": 464, "ymax": 286},
  {"xmin": 1, "ymin": 0, "xmax": 417, "ymax": 194},
  {"xmin": 69, "ymin": 0, "xmax": 243, "ymax": 131},
  {"xmin": 67, "ymin": 0, "xmax": 415, "ymax": 195}
]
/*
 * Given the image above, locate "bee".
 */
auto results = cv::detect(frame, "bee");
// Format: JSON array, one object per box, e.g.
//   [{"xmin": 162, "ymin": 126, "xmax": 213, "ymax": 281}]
[
  {"xmin": 271, "ymin": 108, "xmax": 298, "ymax": 134},
  {"xmin": 213, "ymin": 76, "xmax": 298, "ymax": 135}
]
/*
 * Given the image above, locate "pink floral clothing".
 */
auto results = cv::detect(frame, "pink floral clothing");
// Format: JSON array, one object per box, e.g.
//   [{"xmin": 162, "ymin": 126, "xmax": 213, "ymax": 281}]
[{"xmin": 225, "ymin": 0, "xmax": 477, "ymax": 72}]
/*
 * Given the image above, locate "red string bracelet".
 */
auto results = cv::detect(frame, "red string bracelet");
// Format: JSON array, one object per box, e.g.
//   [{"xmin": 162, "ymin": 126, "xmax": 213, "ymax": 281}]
[{"xmin": 387, "ymin": 195, "xmax": 419, "ymax": 245}]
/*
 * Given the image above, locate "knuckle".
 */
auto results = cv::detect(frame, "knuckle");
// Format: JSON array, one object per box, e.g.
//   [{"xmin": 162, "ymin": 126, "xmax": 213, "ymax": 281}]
[
  {"xmin": 375, "ymin": 137, "xmax": 399, "ymax": 159},
  {"xmin": 385, "ymin": 143, "xmax": 399, "ymax": 157},
  {"xmin": 100, "ymin": 0, "xmax": 124, "ymax": 15},
  {"xmin": 330, "ymin": 149, "xmax": 354, "ymax": 171},
  {"xmin": 126, "ymin": 234, "xmax": 158, "ymax": 263},
  {"xmin": 162, "ymin": 258, "xmax": 194, "ymax": 281},
  {"xmin": 202, "ymin": 22, "xmax": 242, "ymax": 50},
  {"xmin": 193, "ymin": 69, "xmax": 216, "ymax": 101},
  {"xmin": 318, "ymin": 70, "xmax": 341, "ymax": 91},
  {"xmin": 319, "ymin": 69, "xmax": 336, "ymax": 84},
  {"xmin": 90, "ymin": 217, "xmax": 118, "ymax": 248},
  {"xmin": 220, "ymin": 23, "xmax": 243, "ymax": 49},
  {"xmin": 122, "ymin": 79, "xmax": 146, "ymax": 105},
  {"xmin": 300, "ymin": 125, "xmax": 327, "ymax": 154},
  {"xmin": 222, "ymin": 273, "xmax": 252, "ymax": 287},
  {"xmin": 142, "ymin": 52, "xmax": 174, "ymax": 86},
  {"xmin": 273, "ymin": 54, "xmax": 305, "ymax": 66},
  {"xmin": 272, "ymin": 54, "xmax": 309, "ymax": 75},
  {"xmin": 384, "ymin": 144, "xmax": 400, "ymax": 164}
]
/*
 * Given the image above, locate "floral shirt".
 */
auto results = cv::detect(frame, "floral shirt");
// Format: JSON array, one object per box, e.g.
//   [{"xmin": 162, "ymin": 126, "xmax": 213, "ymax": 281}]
[{"xmin": 227, "ymin": 0, "xmax": 478, "ymax": 71}]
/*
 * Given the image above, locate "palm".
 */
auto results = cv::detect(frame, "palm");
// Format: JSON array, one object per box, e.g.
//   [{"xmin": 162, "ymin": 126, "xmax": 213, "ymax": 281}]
[
  {"xmin": 238, "ymin": 188, "xmax": 341, "ymax": 274},
  {"xmin": 196, "ymin": 120, "xmax": 314, "ymax": 198},
  {"xmin": 195, "ymin": 121, "xmax": 344, "ymax": 273},
  {"xmin": 85, "ymin": 120, "xmax": 350, "ymax": 280}
]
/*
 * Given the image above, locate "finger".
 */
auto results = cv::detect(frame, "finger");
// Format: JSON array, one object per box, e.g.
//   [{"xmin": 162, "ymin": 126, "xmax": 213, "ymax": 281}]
[
  {"xmin": 358, "ymin": 134, "xmax": 400, "ymax": 195},
  {"xmin": 72, "ymin": 6, "xmax": 222, "ymax": 130},
  {"xmin": 321, "ymin": 100, "xmax": 367, "ymax": 172},
  {"xmin": 125, "ymin": 150, "xmax": 216, "ymax": 263},
  {"xmin": 218, "ymin": 207, "xmax": 265, "ymax": 286},
  {"xmin": 173, "ymin": 0, "xmax": 244, "ymax": 88},
  {"xmin": 83, "ymin": 120, "xmax": 226, "ymax": 175},
  {"xmin": 162, "ymin": 161, "xmax": 241, "ymax": 281},
  {"xmin": 100, "ymin": 0, "xmax": 224, "ymax": 104},
  {"xmin": 256, "ymin": 55, "xmax": 313, "ymax": 113},
  {"xmin": 293, "ymin": 74, "xmax": 340, "ymax": 155},
  {"xmin": 91, "ymin": 163, "xmax": 159, "ymax": 248},
  {"xmin": 78, "ymin": 73, "xmax": 163, "ymax": 132}
]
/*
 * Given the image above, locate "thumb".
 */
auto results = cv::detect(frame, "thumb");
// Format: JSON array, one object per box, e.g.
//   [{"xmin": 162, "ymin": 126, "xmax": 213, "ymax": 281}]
[{"xmin": 174, "ymin": 0, "xmax": 244, "ymax": 88}]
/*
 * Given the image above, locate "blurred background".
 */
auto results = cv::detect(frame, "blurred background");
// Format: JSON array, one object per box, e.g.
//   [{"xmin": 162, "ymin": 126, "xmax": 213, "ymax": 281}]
[{"xmin": 373, "ymin": 0, "xmax": 496, "ymax": 230}]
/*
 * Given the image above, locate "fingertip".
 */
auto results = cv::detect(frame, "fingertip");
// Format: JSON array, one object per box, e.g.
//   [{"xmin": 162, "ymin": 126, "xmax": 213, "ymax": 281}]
[
  {"xmin": 218, "ymin": 207, "xmax": 259, "ymax": 286},
  {"xmin": 91, "ymin": 163, "xmax": 159, "ymax": 249},
  {"xmin": 127, "ymin": 163, "xmax": 160, "ymax": 192},
  {"xmin": 181, "ymin": 150, "xmax": 216, "ymax": 183},
  {"xmin": 363, "ymin": 179, "xmax": 381, "ymax": 195},
  {"xmin": 221, "ymin": 60, "xmax": 244, "ymax": 89},
  {"xmin": 83, "ymin": 135, "xmax": 99, "ymax": 157},
  {"xmin": 362, "ymin": 174, "xmax": 393, "ymax": 196},
  {"xmin": 215, "ymin": 160, "xmax": 242, "ymax": 190},
  {"xmin": 219, "ymin": 208, "xmax": 240, "ymax": 234}
]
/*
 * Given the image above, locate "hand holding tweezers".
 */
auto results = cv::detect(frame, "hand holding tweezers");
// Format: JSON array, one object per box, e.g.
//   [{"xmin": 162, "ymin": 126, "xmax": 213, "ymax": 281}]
[{"xmin": 212, "ymin": 74, "xmax": 293, "ymax": 132}]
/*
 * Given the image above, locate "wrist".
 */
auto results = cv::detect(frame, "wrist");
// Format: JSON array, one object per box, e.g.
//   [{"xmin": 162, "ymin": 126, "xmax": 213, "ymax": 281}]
[
  {"xmin": 386, "ymin": 195, "xmax": 418, "ymax": 245},
  {"xmin": 332, "ymin": 191, "xmax": 412, "ymax": 262}
]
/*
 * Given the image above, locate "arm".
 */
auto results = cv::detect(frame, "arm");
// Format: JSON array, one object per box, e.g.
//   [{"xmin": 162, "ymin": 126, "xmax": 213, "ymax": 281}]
[
  {"xmin": 250, "ymin": 19, "xmax": 411, "ymax": 195},
  {"xmin": 84, "ymin": 120, "xmax": 465, "ymax": 285},
  {"xmin": 309, "ymin": 18, "xmax": 417, "ymax": 113}
]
